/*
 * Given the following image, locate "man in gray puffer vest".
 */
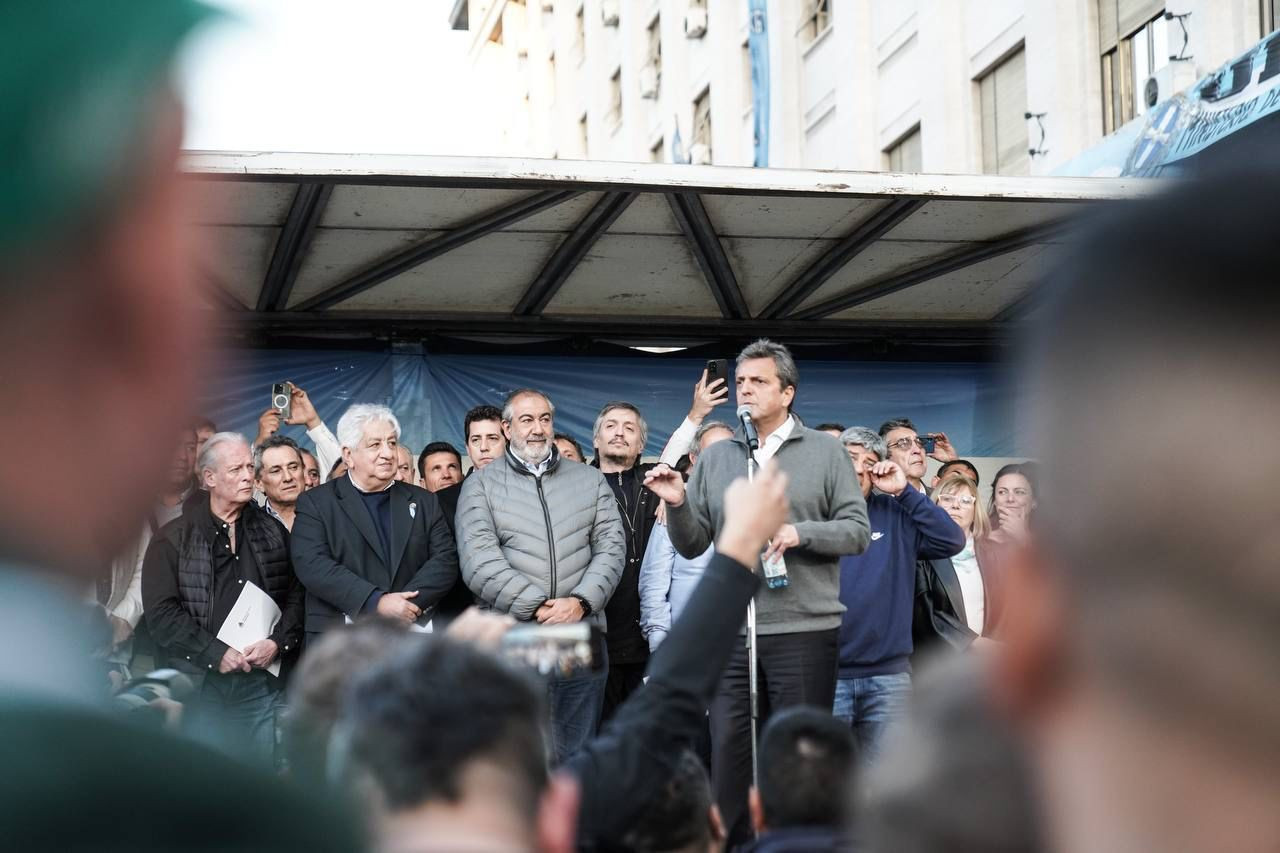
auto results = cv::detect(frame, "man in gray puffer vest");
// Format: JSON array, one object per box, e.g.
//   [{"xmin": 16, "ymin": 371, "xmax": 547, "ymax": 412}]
[{"xmin": 457, "ymin": 388, "xmax": 624, "ymax": 764}]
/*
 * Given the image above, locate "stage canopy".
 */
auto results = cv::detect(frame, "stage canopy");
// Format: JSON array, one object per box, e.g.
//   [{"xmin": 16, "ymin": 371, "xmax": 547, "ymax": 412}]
[
  {"xmin": 183, "ymin": 152, "xmax": 1147, "ymax": 349},
  {"xmin": 182, "ymin": 153, "xmax": 1149, "ymax": 458}
]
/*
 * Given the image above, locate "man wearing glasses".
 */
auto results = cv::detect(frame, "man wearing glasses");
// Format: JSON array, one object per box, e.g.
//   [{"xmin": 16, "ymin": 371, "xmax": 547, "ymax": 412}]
[
  {"xmin": 833, "ymin": 427, "xmax": 965, "ymax": 762},
  {"xmin": 879, "ymin": 417, "xmax": 958, "ymax": 495}
]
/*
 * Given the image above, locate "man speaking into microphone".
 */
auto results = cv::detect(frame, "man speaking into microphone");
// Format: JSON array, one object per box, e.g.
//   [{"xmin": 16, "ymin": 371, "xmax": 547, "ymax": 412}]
[{"xmin": 644, "ymin": 338, "xmax": 869, "ymax": 846}]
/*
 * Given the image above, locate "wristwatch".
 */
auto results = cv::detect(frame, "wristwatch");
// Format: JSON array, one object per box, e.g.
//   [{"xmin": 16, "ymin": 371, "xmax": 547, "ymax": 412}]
[{"xmin": 570, "ymin": 593, "xmax": 593, "ymax": 617}]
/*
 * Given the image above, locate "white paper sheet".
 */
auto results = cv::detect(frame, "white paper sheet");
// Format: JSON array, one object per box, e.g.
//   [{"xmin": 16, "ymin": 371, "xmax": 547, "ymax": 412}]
[{"xmin": 217, "ymin": 581, "xmax": 283, "ymax": 677}]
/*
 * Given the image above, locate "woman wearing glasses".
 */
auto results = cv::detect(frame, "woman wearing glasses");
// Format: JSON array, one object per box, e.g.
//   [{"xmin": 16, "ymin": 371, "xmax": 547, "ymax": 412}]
[{"xmin": 914, "ymin": 472, "xmax": 999, "ymax": 651}]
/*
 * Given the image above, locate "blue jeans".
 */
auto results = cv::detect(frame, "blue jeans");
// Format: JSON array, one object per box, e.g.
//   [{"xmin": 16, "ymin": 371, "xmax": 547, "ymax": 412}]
[
  {"xmin": 188, "ymin": 669, "xmax": 284, "ymax": 769},
  {"xmin": 833, "ymin": 672, "xmax": 911, "ymax": 765},
  {"xmin": 545, "ymin": 645, "xmax": 608, "ymax": 766}
]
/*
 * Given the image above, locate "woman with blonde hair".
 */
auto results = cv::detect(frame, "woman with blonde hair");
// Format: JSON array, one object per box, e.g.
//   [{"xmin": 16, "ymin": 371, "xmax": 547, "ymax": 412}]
[{"xmin": 914, "ymin": 472, "xmax": 1001, "ymax": 651}]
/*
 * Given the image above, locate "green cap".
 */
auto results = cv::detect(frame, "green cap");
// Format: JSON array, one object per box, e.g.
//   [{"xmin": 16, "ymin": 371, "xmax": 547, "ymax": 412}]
[{"xmin": 0, "ymin": 0, "xmax": 218, "ymax": 257}]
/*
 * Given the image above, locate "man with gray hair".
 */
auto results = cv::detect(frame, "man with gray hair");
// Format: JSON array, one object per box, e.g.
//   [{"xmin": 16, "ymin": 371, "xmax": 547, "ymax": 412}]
[
  {"xmin": 591, "ymin": 400, "xmax": 662, "ymax": 718},
  {"xmin": 644, "ymin": 338, "xmax": 870, "ymax": 846},
  {"xmin": 292, "ymin": 403, "xmax": 458, "ymax": 643},
  {"xmin": 142, "ymin": 432, "xmax": 305, "ymax": 765},
  {"xmin": 458, "ymin": 388, "xmax": 625, "ymax": 762},
  {"xmin": 833, "ymin": 426, "xmax": 963, "ymax": 763}
]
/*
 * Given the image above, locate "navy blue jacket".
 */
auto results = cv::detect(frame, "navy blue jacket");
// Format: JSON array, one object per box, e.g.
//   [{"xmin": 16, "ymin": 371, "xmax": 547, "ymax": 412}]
[{"xmin": 837, "ymin": 485, "xmax": 964, "ymax": 678}]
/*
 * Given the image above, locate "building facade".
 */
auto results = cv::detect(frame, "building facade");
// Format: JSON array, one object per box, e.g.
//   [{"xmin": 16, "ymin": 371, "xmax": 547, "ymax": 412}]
[{"xmin": 450, "ymin": 0, "xmax": 1273, "ymax": 175}]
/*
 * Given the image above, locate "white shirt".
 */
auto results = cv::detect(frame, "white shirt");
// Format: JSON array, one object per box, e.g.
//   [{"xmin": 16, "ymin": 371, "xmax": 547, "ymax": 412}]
[
  {"xmin": 951, "ymin": 536, "xmax": 986, "ymax": 636},
  {"xmin": 659, "ymin": 417, "xmax": 700, "ymax": 467},
  {"xmin": 752, "ymin": 415, "xmax": 795, "ymax": 467}
]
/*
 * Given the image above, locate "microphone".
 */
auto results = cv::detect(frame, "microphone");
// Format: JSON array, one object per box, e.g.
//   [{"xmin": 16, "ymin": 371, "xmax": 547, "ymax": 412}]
[{"xmin": 737, "ymin": 404, "xmax": 759, "ymax": 451}]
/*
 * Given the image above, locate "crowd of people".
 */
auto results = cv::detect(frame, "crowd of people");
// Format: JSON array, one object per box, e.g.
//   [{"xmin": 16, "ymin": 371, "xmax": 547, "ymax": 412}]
[
  {"xmin": 102, "ymin": 335, "xmax": 1039, "ymax": 851},
  {"xmin": 4, "ymin": 3, "xmax": 1278, "ymax": 852}
]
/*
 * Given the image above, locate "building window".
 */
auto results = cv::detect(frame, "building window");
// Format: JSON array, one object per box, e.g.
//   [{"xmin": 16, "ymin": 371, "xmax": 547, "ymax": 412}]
[
  {"xmin": 798, "ymin": 0, "xmax": 831, "ymax": 47},
  {"xmin": 1098, "ymin": 2, "xmax": 1166, "ymax": 134},
  {"xmin": 978, "ymin": 47, "xmax": 1029, "ymax": 176},
  {"xmin": 693, "ymin": 87, "xmax": 712, "ymax": 161},
  {"xmin": 640, "ymin": 15, "xmax": 661, "ymax": 99},
  {"xmin": 1265, "ymin": 0, "xmax": 1280, "ymax": 35},
  {"xmin": 650, "ymin": 138, "xmax": 664, "ymax": 162},
  {"xmin": 607, "ymin": 67, "xmax": 622, "ymax": 129},
  {"xmin": 886, "ymin": 127, "xmax": 922, "ymax": 173}
]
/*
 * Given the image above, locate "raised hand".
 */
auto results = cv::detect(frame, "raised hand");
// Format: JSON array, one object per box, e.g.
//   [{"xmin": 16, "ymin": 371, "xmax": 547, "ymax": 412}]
[
  {"xmin": 689, "ymin": 369, "xmax": 729, "ymax": 422},
  {"xmin": 254, "ymin": 408, "xmax": 281, "ymax": 447},
  {"xmin": 643, "ymin": 463, "xmax": 686, "ymax": 507},
  {"xmin": 285, "ymin": 383, "xmax": 323, "ymax": 429},
  {"xmin": 869, "ymin": 459, "xmax": 908, "ymax": 497},
  {"xmin": 927, "ymin": 432, "xmax": 957, "ymax": 463}
]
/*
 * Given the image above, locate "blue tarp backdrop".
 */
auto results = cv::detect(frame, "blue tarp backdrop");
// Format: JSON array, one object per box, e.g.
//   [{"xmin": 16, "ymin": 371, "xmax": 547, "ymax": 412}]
[{"xmin": 200, "ymin": 348, "xmax": 1021, "ymax": 462}]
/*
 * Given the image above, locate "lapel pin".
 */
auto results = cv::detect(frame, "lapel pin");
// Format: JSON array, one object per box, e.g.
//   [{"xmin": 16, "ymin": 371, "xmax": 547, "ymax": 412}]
[{"xmin": 409, "ymin": 502, "xmax": 417, "ymax": 519}]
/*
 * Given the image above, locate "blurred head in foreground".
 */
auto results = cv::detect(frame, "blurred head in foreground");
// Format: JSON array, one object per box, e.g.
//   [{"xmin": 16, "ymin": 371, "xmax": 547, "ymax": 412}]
[
  {"xmin": 334, "ymin": 636, "xmax": 577, "ymax": 853},
  {"xmin": 0, "ymin": 1, "xmax": 213, "ymax": 578},
  {"xmin": 996, "ymin": 171, "xmax": 1280, "ymax": 851}
]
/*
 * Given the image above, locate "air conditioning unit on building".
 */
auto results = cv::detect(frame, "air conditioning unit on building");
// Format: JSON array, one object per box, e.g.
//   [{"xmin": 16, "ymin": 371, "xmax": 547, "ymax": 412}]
[
  {"xmin": 1143, "ymin": 62, "xmax": 1197, "ymax": 110},
  {"xmin": 685, "ymin": 6, "xmax": 708, "ymax": 39},
  {"xmin": 689, "ymin": 142, "xmax": 712, "ymax": 164},
  {"xmin": 639, "ymin": 63, "xmax": 660, "ymax": 98},
  {"xmin": 601, "ymin": 0, "xmax": 620, "ymax": 27}
]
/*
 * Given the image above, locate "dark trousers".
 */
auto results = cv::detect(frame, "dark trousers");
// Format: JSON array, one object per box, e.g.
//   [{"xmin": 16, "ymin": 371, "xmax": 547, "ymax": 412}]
[
  {"xmin": 601, "ymin": 660, "xmax": 646, "ymax": 722},
  {"xmin": 188, "ymin": 669, "xmax": 284, "ymax": 770},
  {"xmin": 711, "ymin": 628, "xmax": 838, "ymax": 849},
  {"xmin": 546, "ymin": 645, "xmax": 609, "ymax": 766}
]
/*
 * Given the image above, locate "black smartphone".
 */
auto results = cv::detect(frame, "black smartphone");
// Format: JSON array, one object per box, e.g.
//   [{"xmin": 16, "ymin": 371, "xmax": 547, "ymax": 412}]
[
  {"xmin": 920, "ymin": 434, "xmax": 937, "ymax": 454},
  {"xmin": 705, "ymin": 358, "xmax": 728, "ymax": 388},
  {"xmin": 271, "ymin": 383, "xmax": 292, "ymax": 420},
  {"xmin": 500, "ymin": 623, "xmax": 605, "ymax": 679}
]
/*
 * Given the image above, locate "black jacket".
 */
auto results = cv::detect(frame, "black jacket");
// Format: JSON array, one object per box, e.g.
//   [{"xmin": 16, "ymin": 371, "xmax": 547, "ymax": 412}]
[
  {"xmin": 142, "ymin": 491, "xmax": 304, "ymax": 688},
  {"xmin": 291, "ymin": 475, "xmax": 458, "ymax": 636},
  {"xmin": 591, "ymin": 458, "xmax": 661, "ymax": 664},
  {"xmin": 430, "ymin": 479, "xmax": 475, "ymax": 624},
  {"xmin": 913, "ymin": 556, "xmax": 979, "ymax": 656},
  {"xmin": 569, "ymin": 550, "xmax": 759, "ymax": 848}
]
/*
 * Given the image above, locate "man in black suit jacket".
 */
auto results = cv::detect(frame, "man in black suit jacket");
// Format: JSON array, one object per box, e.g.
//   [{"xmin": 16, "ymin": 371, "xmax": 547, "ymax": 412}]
[{"xmin": 292, "ymin": 404, "xmax": 458, "ymax": 640}]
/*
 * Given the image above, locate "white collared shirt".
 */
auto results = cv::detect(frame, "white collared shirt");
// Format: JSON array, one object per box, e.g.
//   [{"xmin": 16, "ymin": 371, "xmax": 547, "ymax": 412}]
[
  {"xmin": 752, "ymin": 415, "xmax": 795, "ymax": 467},
  {"xmin": 515, "ymin": 447, "xmax": 553, "ymax": 477}
]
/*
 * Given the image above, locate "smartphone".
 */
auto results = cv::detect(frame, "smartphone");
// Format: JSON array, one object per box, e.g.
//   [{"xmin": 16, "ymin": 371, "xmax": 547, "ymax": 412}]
[
  {"xmin": 270, "ymin": 383, "xmax": 292, "ymax": 420},
  {"xmin": 920, "ymin": 434, "xmax": 937, "ymax": 454},
  {"xmin": 705, "ymin": 358, "xmax": 729, "ymax": 388},
  {"xmin": 500, "ymin": 623, "xmax": 605, "ymax": 679}
]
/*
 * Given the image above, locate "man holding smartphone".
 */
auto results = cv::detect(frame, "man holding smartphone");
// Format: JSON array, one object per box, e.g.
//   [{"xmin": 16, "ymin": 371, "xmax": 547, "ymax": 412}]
[
  {"xmin": 644, "ymin": 338, "xmax": 869, "ymax": 847},
  {"xmin": 879, "ymin": 417, "xmax": 958, "ymax": 495}
]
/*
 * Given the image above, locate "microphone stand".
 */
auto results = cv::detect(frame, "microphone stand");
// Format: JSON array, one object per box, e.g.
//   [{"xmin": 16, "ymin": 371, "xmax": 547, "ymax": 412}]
[{"xmin": 743, "ymin": 429, "xmax": 761, "ymax": 794}]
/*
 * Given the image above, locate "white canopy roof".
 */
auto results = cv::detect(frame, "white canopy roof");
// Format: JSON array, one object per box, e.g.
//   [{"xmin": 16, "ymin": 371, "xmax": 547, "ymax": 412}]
[{"xmin": 183, "ymin": 151, "xmax": 1149, "ymax": 347}]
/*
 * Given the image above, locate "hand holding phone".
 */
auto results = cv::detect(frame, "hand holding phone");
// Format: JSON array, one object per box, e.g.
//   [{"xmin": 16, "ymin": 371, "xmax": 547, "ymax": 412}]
[
  {"xmin": 270, "ymin": 382, "xmax": 292, "ymax": 421},
  {"xmin": 691, "ymin": 359, "xmax": 729, "ymax": 420}
]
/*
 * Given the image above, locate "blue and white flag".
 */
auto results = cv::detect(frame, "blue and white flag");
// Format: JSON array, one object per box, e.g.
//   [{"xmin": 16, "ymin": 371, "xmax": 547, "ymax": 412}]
[{"xmin": 748, "ymin": 0, "xmax": 770, "ymax": 167}]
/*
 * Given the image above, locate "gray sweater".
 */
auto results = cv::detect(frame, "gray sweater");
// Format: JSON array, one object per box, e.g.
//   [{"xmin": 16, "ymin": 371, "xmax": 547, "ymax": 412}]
[
  {"xmin": 666, "ymin": 418, "xmax": 869, "ymax": 635},
  {"xmin": 457, "ymin": 447, "xmax": 624, "ymax": 626}
]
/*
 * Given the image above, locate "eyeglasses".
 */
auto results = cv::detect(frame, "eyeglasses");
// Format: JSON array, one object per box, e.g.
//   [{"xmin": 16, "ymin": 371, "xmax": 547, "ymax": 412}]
[
  {"xmin": 886, "ymin": 437, "xmax": 925, "ymax": 452},
  {"xmin": 937, "ymin": 494, "xmax": 976, "ymax": 508}
]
